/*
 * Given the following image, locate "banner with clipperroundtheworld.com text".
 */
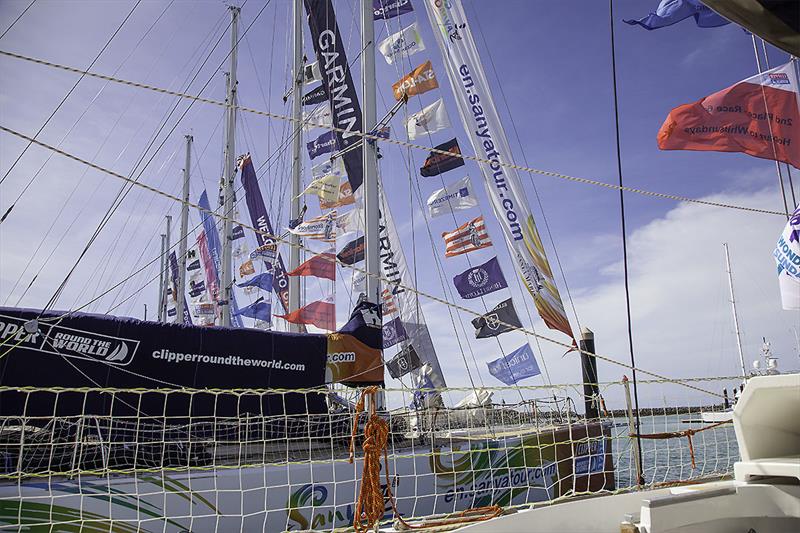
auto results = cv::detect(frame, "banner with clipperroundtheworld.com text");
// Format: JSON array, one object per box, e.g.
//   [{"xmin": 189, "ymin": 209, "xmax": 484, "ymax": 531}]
[{"xmin": 424, "ymin": 0, "xmax": 575, "ymax": 341}]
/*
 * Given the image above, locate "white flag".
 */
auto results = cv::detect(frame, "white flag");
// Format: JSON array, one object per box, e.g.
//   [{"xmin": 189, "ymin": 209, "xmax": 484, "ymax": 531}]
[
  {"xmin": 774, "ymin": 204, "xmax": 800, "ymax": 310},
  {"xmin": 378, "ymin": 22, "xmax": 425, "ymax": 65},
  {"xmin": 299, "ymin": 173, "xmax": 341, "ymax": 203},
  {"xmin": 311, "ymin": 157, "xmax": 345, "ymax": 180},
  {"xmin": 303, "ymin": 103, "xmax": 332, "ymax": 131},
  {"xmin": 426, "ymin": 176, "xmax": 478, "ymax": 218},
  {"xmin": 405, "ymin": 98, "xmax": 450, "ymax": 140}
]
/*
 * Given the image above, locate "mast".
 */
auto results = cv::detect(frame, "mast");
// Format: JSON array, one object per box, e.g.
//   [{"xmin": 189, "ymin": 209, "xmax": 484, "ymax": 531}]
[
  {"xmin": 163, "ymin": 215, "xmax": 172, "ymax": 321},
  {"xmin": 176, "ymin": 134, "xmax": 192, "ymax": 324},
  {"xmin": 219, "ymin": 5, "xmax": 240, "ymax": 328},
  {"xmin": 158, "ymin": 233, "xmax": 166, "ymax": 322},
  {"xmin": 288, "ymin": 0, "xmax": 303, "ymax": 332},
  {"xmin": 361, "ymin": 0, "xmax": 380, "ymax": 305},
  {"xmin": 723, "ymin": 243, "xmax": 747, "ymax": 380}
]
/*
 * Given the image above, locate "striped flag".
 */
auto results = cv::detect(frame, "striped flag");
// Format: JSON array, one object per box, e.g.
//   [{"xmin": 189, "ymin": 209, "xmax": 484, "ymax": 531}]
[
  {"xmin": 442, "ymin": 215, "xmax": 492, "ymax": 257},
  {"xmin": 287, "ymin": 211, "xmax": 338, "ymax": 242},
  {"xmin": 382, "ymin": 289, "xmax": 398, "ymax": 315}
]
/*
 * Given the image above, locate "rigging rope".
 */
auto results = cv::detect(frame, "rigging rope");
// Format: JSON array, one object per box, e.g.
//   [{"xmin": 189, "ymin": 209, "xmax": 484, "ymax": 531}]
[{"xmin": 0, "ymin": 48, "xmax": 786, "ymax": 218}]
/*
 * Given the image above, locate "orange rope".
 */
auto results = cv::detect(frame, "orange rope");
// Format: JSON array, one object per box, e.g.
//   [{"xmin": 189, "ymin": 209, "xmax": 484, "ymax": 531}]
[
  {"xmin": 349, "ymin": 387, "xmax": 503, "ymax": 531},
  {"xmin": 631, "ymin": 420, "xmax": 731, "ymax": 469}
]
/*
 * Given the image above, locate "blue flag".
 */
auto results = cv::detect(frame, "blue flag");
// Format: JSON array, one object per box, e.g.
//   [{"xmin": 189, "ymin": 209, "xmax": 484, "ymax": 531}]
[
  {"xmin": 237, "ymin": 272, "xmax": 274, "ymax": 292},
  {"xmin": 235, "ymin": 297, "xmax": 271, "ymax": 322},
  {"xmin": 373, "ymin": 0, "xmax": 413, "ymax": 20},
  {"xmin": 307, "ymin": 131, "xmax": 339, "ymax": 160},
  {"xmin": 624, "ymin": 0, "xmax": 729, "ymax": 30},
  {"xmin": 452, "ymin": 256, "xmax": 508, "ymax": 300},
  {"xmin": 487, "ymin": 344, "xmax": 541, "ymax": 385}
]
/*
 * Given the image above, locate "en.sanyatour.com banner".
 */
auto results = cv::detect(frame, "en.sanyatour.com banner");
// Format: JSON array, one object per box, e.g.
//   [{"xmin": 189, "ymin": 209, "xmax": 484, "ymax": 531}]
[{"xmin": 424, "ymin": 0, "xmax": 574, "ymax": 341}]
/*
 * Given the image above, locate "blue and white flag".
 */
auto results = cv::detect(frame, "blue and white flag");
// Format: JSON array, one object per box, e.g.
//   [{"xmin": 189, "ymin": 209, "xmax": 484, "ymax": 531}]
[
  {"xmin": 307, "ymin": 130, "xmax": 339, "ymax": 160},
  {"xmin": 383, "ymin": 317, "xmax": 408, "ymax": 348},
  {"xmin": 237, "ymin": 272, "xmax": 274, "ymax": 292},
  {"xmin": 774, "ymin": 204, "xmax": 800, "ymax": 310},
  {"xmin": 487, "ymin": 344, "xmax": 541, "ymax": 386},
  {"xmin": 426, "ymin": 176, "xmax": 478, "ymax": 218},
  {"xmin": 235, "ymin": 297, "xmax": 271, "ymax": 322},
  {"xmin": 623, "ymin": 0, "xmax": 729, "ymax": 30},
  {"xmin": 373, "ymin": 0, "xmax": 413, "ymax": 20},
  {"xmin": 453, "ymin": 256, "xmax": 508, "ymax": 300}
]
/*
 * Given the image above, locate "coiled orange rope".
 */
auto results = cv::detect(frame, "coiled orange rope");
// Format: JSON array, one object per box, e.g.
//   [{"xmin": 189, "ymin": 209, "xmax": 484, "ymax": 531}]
[{"xmin": 349, "ymin": 387, "xmax": 503, "ymax": 532}]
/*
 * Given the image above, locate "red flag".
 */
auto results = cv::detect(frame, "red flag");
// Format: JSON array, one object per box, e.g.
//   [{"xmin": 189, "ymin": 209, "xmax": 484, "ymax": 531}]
[
  {"xmin": 287, "ymin": 251, "xmax": 335, "ymax": 280},
  {"xmin": 658, "ymin": 61, "xmax": 800, "ymax": 168},
  {"xmin": 276, "ymin": 299, "xmax": 335, "ymax": 331}
]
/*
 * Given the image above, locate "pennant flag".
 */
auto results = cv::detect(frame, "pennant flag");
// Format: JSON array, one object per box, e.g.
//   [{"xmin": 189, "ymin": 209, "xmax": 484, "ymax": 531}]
[
  {"xmin": 235, "ymin": 297, "xmax": 272, "ymax": 322},
  {"xmin": 337, "ymin": 235, "xmax": 365, "ymax": 265},
  {"xmin": 406, "ymin": 98, "xmax": 450, "ymax": 140},
  {"xmin": 387, "ymin": 344, "xmax": 422, "ymax": 379},
  {"xmin": 623, "ymin": 0, "xmax": 729, "ymax": 31},
  {"xmin": 453, "ymin": 256, "xmax": 508, "ymax": 300},
  {"xmin": 287, "ymin": 250, "xmax": 336, "ymax": 280},
  {"xmin": 382, "ymin": 288, "xmax": 398, "ymax": 315},
  {"xmin": 277, "ymin": 298, "xmax": 335, "ymax": 331},
  {"xmin": 319, "ymin": 179, "xmax": 355, "ymax": 209},
  {"xmin": 237, "ymin": 272, "xmax": 274, "ymax": 291},
  {"xmin": 420, "ymin": 138, "xmax": 465, "ymax": 177},
  {"xmin": 300, "ymin": 173, "xmax": 341, "ymax": 203},
  {"xmin": 442, "ymin": 215, "xmax": 492, "ymax": 257},
  {"xmin": 288, "ymin": 211, "xmax": 338, "ymax": 242},
  {"xmin": 187, "ymin": 259, "xmax": 201, "ymax": 271},
  {"xmin": 427, "ymin": 175, "xmax": 478, "ymax": 218},
  {"xmin": 658, "ymin": 61, "xmax": 800, "ymax": 168},
  {"xmin": 373, "ymin": 0, "xmax": 413, "ymax": 20},
  {"xmin": 303, "ymin": 84, "xmax": 326, "ymax": 106},
  {"xmin": 393, "ymin": 60, "xmax": 439, "ymax": 101},
  {"xmin": 471, "ymin": 298, "xmax": 522, "ymax": 338},
  {"xmin": 378, "ymin": 22, "xmax": 425, "ymax": 64},
  {"xmin": 487, "ymin": 344, "xmax": 541, "ymax": 385},
  {"xmin": 307, "ymin": 130, "xmax": 339, "ymax": 160},
  {"xmin": 382, "ymin": 316, "xmax": 408, "ymax": 348},
  {"xmin": 239, "ymin": 260, "xmax": 256, "ymax": 277},
  {"xmin": 303, "ymin": 60, "xmax": 322, "ymax": 84},
  {"xmin": 774, "ymin": 204, "xmax": 800, "ymax": 310},
  {"xmin": 302, "ymin": 103, "xmax": 333, "ymax": 131}
]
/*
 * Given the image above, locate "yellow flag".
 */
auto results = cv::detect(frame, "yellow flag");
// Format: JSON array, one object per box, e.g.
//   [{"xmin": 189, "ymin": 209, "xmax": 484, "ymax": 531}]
[{"xmin": 300, "ymin": 173, "xmax": 340, "ymax": 203}]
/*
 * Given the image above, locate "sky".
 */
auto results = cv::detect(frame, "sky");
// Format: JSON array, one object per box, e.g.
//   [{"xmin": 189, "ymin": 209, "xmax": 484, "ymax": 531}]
[{"xmin": 1, "ymin": 0, "xmax": 798, "ymax": 409}]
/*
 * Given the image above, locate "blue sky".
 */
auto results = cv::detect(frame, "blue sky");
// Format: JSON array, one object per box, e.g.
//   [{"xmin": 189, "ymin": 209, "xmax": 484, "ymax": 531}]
[{"xmin": 1, "ymin": 0, "xmax": 798, "ymax": 407}]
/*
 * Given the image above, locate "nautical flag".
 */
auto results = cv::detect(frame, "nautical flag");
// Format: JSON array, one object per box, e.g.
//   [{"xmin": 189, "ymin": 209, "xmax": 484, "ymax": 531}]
[
  {"xmin": 303, "ymin": 84, "xmax": 327, "ymax": 106},
  {"xmin": 774, "ymin": 204, "xmax": 800, "ymax": 310},
  {"xmin": 319, "ymin": 179, "xmax": 355, "ymax": 210},
  {"xmin": 373, "ymin": 0, "xmax": 413, "ymax": 20},
  {"xmin": 303, "ymin": 103, "xmax": 333, "ymax": 131},
  {"xmin": 300, "ymin": 173, "xmax": 341, "ymax": 203},
  {"xmin": 406, "ymin": 98, "xmax": 450, "ymax": 140},
  {"xmin": 235, "ymin": 297, "xmax": 272, "ymax": 322},
  {"xmin": 276, "ymin": 298, "xmax": 335, "ymax": 331},
  {"xmin": 658, "ymin": 61, "xmax": 800, "ymax": 169},
  {"xmin": 382, "ymin": 316, "xmax": 408, "ymax": 348},
  {"xmin": 287, "ymin": 250, "xmax": 336, "ymax": 280},
  {"xmin": 307, "ymin": 130, "xmax": 339, "ymax": 160},
  {"xmin": 420, "ymin": 138, "xmax": 465, "ymax": 177},
  {"xmin": 442, "ymin": 215, "xmax": 492, "ymax": 257},
  {"xmin": 387, "ymin": 345, "xmax": 422, "ymax": 379},
  {"xmin": 393, "ymin": 60, "xmax": 439, "ymax": 101},
  {"xmin": 623, "ymin": 0, "xmax": 729, "ymax": 31},
  {"xmin": 471, "ymin": 298, "xmax": 522, "ymax": 338},
  {"xmin": 487, "ymin": 344, "xmax": 541, "ymax": 386},
  {"xmin": 378, "ymin": 22, "xmax": 425, "ymax": 65},
  {"xmin": 237, "ymin": 272, "xmax": 274, "ymax": 291},
  {"xmin": 382, "ymin": 289, "xmax": 398, "ymax": 315},
  {"xmin": 453, "ymin": 256, "xmax": 508, "ymax": 300},
  {"xmin": 288, "ymin": 211, "xmax": 338, "ymax": 242},
  {"xmin": 337, "ymin": 235, "xmax": 365, "ymax": 265},
  {"xmin": 311, "ymin": 157, "xmax": 345, "ymax": 180},
  {"xmin": 239, "ymin": 260, "xmax": 256, "ymax": 277},
  {"xmin": 427, "ymin": 176, "xmax": 478, "ymax": 218},
  {"xmin": 302, "ymin": 61, "xmax": 322, "ymax": 84}
]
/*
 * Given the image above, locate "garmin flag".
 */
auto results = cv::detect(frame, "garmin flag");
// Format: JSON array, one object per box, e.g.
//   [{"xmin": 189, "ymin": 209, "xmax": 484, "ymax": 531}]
[
  {"xmin": 487, "ymin": 344, "xmax": 540, "ymax": 385},
  {"xmin": 305, "ymin": 0, "xmax": 365, "ymax": 192},
  {"xmin": 387, "ymin": 345, "xmax": 422, "ymax": 379},
  {"xmin": 307, "ymin": 130, "xmax": 339, "ymax": 160},
  {"xmin": 382, "ymin": 316, "xmax": 408, "ymax": 348},
  {"xmin": 453, "ymin": 256, "xmax": 507, "ymax": 300},
  {"xmin": 471, "ymin": 298, "xmax": 522, "ymax": 338},
  {"xmin": 373, "ymin": 0, "xmax": 413, "ymax": 20},
  {"xmin": 406, "ymin": 98, "xmax": 450, "ymax": 140},
  {"xmin": 420, "ymin": 138, "xmax": 465, "ymax": 177},
  {"xmin": 427, "ymin": 175, "xmax": 478, "ymax": 218},
  {"xmin": 303, "ymin": 84, "xmax": 327, "ymax": 106}
]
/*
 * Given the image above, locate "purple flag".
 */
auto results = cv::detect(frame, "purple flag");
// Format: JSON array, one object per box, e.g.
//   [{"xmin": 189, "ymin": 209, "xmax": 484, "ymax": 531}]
[
  {"xmin": 373, "ymin": 0, "xmax": 413, "ymax": 20},
  {"xmin": 453, "ymin": 256, "xmax": 508, "ymax": 300},
  {"xmin": 307, "ymin": 130, "xmax": 339, "ymax": 160},
  {"xmin": 382, "ymin": 317, "xmax": 408, "ymax": 348}
]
